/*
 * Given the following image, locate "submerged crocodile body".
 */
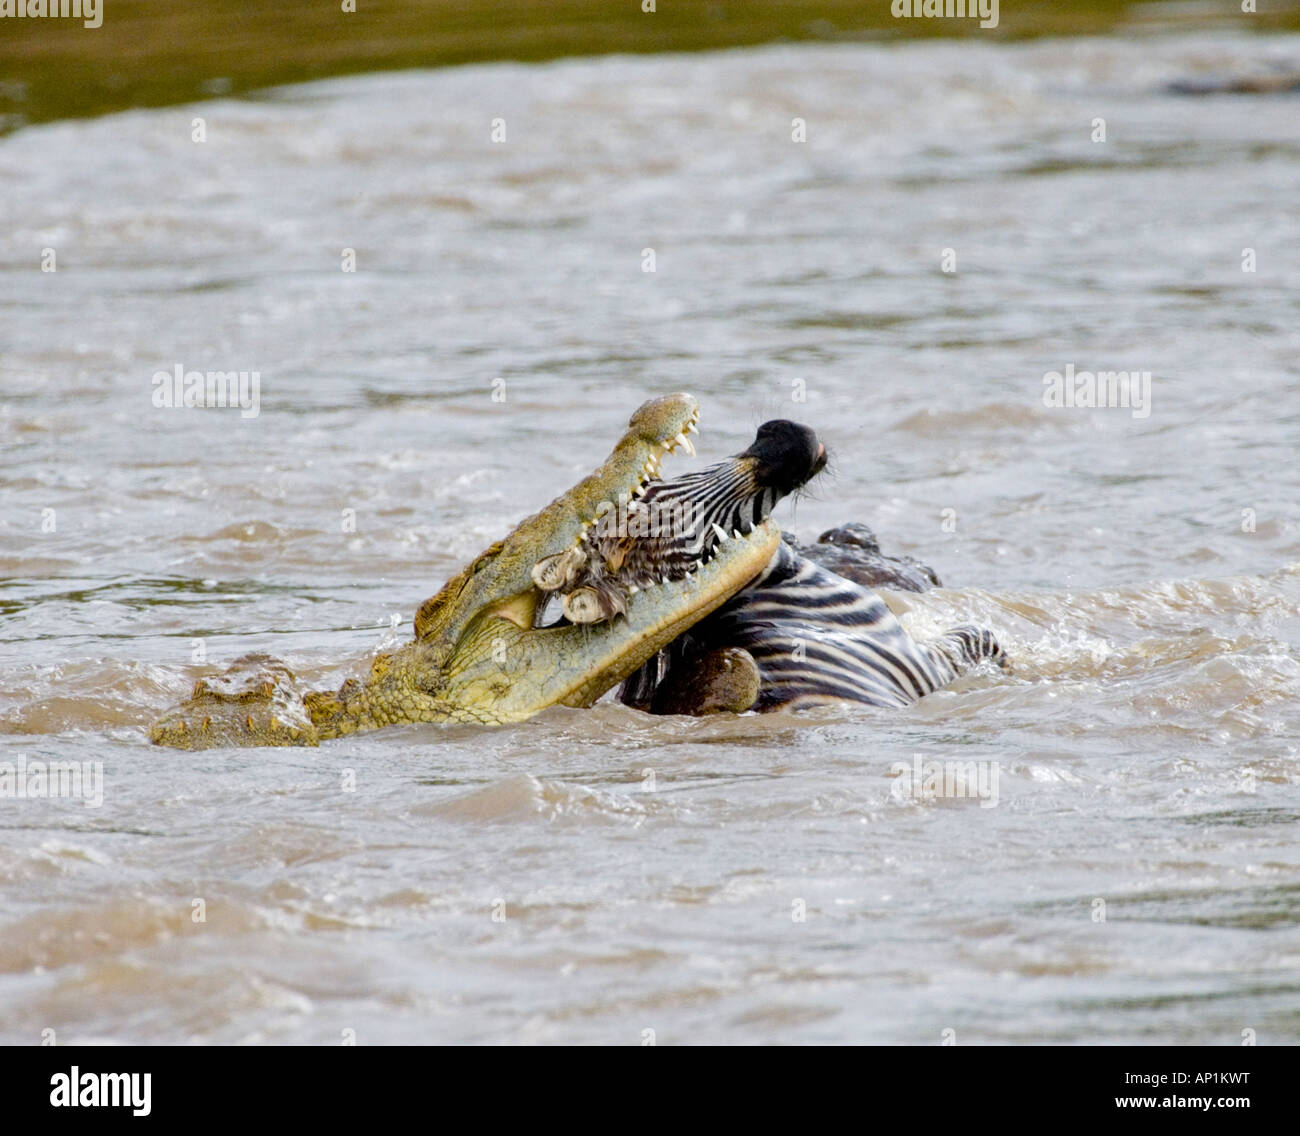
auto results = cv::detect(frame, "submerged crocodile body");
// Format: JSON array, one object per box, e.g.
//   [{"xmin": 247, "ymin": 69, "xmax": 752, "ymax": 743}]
[{"xmin": 150, "ymin": 396, "xmax": 1004, "ymax": 748}]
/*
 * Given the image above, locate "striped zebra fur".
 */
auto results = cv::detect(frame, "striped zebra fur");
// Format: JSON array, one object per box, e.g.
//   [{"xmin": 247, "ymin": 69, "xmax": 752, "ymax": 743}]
[
  {"xmin": 686, "ymin": 542, "xmax": 1005, "ymax": 710},
  {"xmin": 604, "ymin": 420, "xmax": 1006, "ymax": 712},
  {"xmin": 621, "ymin": 541, "xmax": 1004, "ymax": 712},
  {"xmin": 595, "ymin": 458, "xmax": 779, "ymax": 587}
]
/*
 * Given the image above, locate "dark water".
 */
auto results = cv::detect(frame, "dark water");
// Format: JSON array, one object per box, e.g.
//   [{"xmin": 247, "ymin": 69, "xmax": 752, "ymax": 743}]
[{"xmin": 2, "ymin": 33, "xmax": 1299, "ymax": 1043}]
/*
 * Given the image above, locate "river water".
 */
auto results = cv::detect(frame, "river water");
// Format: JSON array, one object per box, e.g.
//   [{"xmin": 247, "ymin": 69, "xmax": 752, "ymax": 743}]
[{"xmin": 2, "ymin": 31, "xmax": 1299, "ymax": 1044}]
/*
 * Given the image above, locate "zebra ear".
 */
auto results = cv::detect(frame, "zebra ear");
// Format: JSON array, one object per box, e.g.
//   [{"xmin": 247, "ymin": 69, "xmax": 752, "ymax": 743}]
[
  {"xmin": 531, "ymin": 546, "xmax": 587, "ymax": 592},
  {"xmin": 562, "ymin": 581, "xmax": 627, "ymax": 624}
]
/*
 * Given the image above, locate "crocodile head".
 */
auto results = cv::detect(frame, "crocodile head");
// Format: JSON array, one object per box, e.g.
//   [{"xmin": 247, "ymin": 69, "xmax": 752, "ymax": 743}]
[
  {"xmin": 150, "ymin": 394, "xmax": 785, "ymax": 746},
  {"xmin": 376, "ymin": 393, "xmax": 785, "ymax": 724}
]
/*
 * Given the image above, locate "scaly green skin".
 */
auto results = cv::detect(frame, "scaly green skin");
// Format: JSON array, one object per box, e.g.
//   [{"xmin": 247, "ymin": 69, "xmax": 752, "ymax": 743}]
[{"xmin": 150, "ymin": 394, "xmax": 780, "ymax": 748}]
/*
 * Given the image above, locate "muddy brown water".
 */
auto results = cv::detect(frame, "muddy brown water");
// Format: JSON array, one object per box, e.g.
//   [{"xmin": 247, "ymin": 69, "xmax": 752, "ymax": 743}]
[{"xmin": 1, "ymin": 32, "xmax": 1299, "ymax": 1043}]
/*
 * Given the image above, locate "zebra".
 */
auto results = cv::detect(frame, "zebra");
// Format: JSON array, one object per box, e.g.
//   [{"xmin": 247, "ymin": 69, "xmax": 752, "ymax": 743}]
[
  {"xmin": 608, "ymin": 420, "xmax": 1007, "ymax": 715},
  {"xmin": 535, "ymin": 419, "xmax": 826, "ymax": 624},
  {"xmin": 619, "ymin": 539, "xmax": 1005, "ymax": 714}
]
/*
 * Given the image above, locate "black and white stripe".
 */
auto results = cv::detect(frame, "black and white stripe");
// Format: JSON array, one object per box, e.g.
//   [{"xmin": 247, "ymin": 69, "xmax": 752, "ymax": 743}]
[
  {"xmin": 639, "ymin": 459, "xmax": 779, "ymax": 541},
  {"xmin": 606, "ymin": 425, "xmax": 1004, "ymax": 712},
  {"xmin": 624, "ymin": 542, "xmax": 1005, "ymax": 712},
  {"xmin": 594, "ymin": 457, "xmax": 771, "ymax": 586}
]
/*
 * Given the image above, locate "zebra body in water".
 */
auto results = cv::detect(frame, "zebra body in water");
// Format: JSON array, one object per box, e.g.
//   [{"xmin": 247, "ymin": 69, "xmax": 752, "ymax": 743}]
[
  {"xmin": 534, "ymin": 419, "xmax": 1005, "ymax": 716},
  {"xmin": 621, "ymin": 539, "xmax": 1005, "ymax": 715}
]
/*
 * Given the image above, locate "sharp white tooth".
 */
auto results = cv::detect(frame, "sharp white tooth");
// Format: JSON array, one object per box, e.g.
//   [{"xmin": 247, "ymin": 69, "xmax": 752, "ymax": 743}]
[
  {"xmin": 661, "ymin": 440, "xmax": 673, "ymax": 451},
  {"xmin": 675, "ymin": 432, "xmax": 694, "ymax": 456},
  {"xmin": 733, "ymin": 528, "xmax": 743, "ymax": 540},
  {"xmin": 662, "ymin": 575, "xmax": 671, "ymax": 585},
  {"xmin": 686, "ymin": 420, "xmax": 698, "ymax": 435},
  {"xmin": 712, "ymin": 523, "xmax": 729, "ymax": 543},
  {"xmin": 694, "ymin": 559, "xmax": 704, "ymax": 571}
]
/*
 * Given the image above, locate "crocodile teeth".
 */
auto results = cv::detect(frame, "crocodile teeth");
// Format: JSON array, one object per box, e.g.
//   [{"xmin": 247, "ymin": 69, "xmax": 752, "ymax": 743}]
[
  {"xmin": 675, "ymin": 432, "xmax": 694, "ymax": 456},
  {"xmin": 712, "ymin": 522, "xmax": 729, "ymax": 543},
  {"xmin": 733, "ymin": 528, "xmax": 744, "ymax": 540}
]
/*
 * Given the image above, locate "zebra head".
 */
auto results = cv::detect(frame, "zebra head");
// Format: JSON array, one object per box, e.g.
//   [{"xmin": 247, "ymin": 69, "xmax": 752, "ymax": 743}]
[{"xmin": 533, "ymin": 419, "xmax": 827, "ymax": 623}]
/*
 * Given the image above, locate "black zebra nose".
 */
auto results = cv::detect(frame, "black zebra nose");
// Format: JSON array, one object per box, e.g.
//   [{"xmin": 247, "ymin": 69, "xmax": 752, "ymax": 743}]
[{"xmin": 740, "ymin": 420, "xmax": 826, "ymax": 494}]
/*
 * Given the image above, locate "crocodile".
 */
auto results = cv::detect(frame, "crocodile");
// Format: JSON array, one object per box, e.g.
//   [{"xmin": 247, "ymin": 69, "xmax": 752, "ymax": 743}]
[
  {"xmin": 150, "ymin": 396, "xmax": 1005, "ymax": 747},
  {"xmin": 150, "ymin": 394, "xmax": 786, "ymax": 748}
]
